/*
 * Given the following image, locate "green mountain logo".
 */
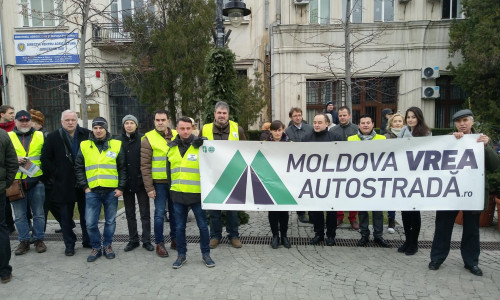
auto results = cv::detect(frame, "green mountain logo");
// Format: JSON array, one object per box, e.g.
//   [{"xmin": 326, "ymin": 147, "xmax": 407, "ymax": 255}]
[{"xmin": 203, "ymin": 150, "xmax": 297, "ymax": 205}]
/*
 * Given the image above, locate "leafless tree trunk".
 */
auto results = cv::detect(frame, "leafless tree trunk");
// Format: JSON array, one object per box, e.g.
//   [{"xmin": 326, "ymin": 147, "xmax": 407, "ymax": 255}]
[
  {"xmin": 345, "ymin": 0, "xmax": 352, "ymax": 112},
  {"xmin": 79, "ymin": 0, "xmax": 91, "ymax": 128}
]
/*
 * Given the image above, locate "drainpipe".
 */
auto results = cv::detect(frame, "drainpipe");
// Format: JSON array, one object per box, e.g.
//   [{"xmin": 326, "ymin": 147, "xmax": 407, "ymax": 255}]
[
  {"xmin": 270, "ymin": 0, "xmax": 281, "ymax": 120},
  {"xmin": 0, "ymin": 9, "xmax": 9, "ymax": 104}
]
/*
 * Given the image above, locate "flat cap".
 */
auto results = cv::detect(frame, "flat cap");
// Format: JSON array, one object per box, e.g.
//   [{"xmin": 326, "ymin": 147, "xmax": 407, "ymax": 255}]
[{"xmin": 452, "ymin": 109, "xmax": 473, "ymax": 121}]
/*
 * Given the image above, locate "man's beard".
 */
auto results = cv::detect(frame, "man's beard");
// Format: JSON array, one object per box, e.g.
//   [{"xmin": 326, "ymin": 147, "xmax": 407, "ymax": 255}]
[{"xmin": 18, "ymin": 127, "xmax": 30, "ymax": 133}]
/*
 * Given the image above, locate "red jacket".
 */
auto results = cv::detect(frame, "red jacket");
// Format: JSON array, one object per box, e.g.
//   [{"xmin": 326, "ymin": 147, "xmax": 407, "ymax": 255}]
[{"xmin": 0, "ymin": 121, "xmax": 15, "ymax": 132}]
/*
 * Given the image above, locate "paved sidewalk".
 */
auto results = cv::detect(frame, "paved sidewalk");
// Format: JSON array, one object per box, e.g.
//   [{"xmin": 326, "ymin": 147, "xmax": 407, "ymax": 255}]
[{"xmin": 2, "ymin": 208, "xmax": 500, "ymax": 299}]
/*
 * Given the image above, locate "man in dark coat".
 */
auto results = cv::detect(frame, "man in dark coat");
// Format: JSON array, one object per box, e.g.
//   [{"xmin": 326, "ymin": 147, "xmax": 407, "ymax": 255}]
[
  {"xmin": 117, "ymin": 115, "xmax": 153, "ymax": 252},
  {"xmin": 429, "ymin": 109, "xmax": 500, "ymax": 276},
  {"xmin": 0, "ymin": 128, "xmax": 19, "ymax": 283},
  {"xmin": 41, "ymin": 110, "xmax": 91, "ymax": 255}
]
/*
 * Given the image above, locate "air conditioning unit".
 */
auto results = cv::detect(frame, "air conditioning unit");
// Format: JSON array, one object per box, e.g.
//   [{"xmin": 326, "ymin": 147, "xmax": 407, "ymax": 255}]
[
  {"xmin": 422, "ymin": 86, "xmax": 440, "ymax": 99},
  {"xmin": 399, "ymin": 0, "xmax": 411, "ymax": 3},
  {"xmin": 421, "ymin": 66, "xmax": 440, "ymax": 79},
  {"xmin": 294, "ymin": 0, "xmax": 310, "ymax": 5}
]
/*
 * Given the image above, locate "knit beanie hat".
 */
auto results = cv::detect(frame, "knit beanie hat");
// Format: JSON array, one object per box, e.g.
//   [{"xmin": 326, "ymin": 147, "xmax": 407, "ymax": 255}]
[
  {"xmin": 92, "ymin": 117, "xmax": 108, "ymax": 130},
  {"xmin": 122, "ymin": 114, "xmax": 138, "ymax": 126},
  {"xmin": 29, "ymin": 109, "xmax": 45, "ymax": 126}
]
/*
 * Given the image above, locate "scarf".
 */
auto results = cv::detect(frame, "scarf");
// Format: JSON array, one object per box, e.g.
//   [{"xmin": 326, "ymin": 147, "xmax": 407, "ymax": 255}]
[{"xmin": 357, "ymin": 129, "xmax": 376, "ymax": 141}]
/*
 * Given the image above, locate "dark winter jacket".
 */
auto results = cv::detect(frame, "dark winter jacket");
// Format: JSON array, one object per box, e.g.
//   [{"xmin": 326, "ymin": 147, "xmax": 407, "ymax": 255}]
[
  {"xmin": 380, "ymin": 108, "xmax": 393, "ymax": 135},
  {"xmin": 117, "ymin": 129, "xmax": 145, "ymax": 193},
  {"xmin": 0, "ymin": 128, "xmax": 18, "ymax": 193},
  {"xmin": 329, "ymin": 122, "xmax": 359, "ymax": 141},
  {"xmin": 285, "ymin": 123, "xmax": 313, "ymax": 142},
  {"xmin": 41, "ymin": 125, "xmax": 90, "ymax": 203},
  {"xmin": 75, "ymin": 131, "xmax": 127, "ymax": 192},
  {"xmin": 304, "ymin": 128, "xmax": 337, "ymax": 142}
]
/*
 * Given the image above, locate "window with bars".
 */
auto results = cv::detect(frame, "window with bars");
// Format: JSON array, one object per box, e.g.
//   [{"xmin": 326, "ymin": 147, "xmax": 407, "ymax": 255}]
[
  {"xmin": 110, "ymin": 0, "xmax": 155, "ymax": 23},
  {"xmin": 434, "ymin": 76, "xmax": 466, "ymax": 128},
  {"xmin": 25, "ymin": 73, "xmax": 70, "ymax": 132},
  {"xmin": 21, "ymin": 0, "xmax": 62, "ymax": 27},
  {"xmin": 108, "ymin": 73, "xmax": 153, "ymax": 136},
  {"xmin": 306, "ymin": 77, "xmax": 398, "ymax": 126},
  {"xmin": 442, "ymin": 0, "xmax": 464, "ymax": 19},
  {"xmin": 310, "ymin": 0, "xmax": 331, "ymax": 25},
  {"xmin": 374, "ymin": 0, "xmax": 394, "ymax": 22}
]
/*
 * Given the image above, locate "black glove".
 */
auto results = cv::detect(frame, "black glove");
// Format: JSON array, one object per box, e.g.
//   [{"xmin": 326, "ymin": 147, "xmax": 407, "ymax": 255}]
[{"xmin": 192, "ymin": 137, "xmax": 207, "ymax": 148}]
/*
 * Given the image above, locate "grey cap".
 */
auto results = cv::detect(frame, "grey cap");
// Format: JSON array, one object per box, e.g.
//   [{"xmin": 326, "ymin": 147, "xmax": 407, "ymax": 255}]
[
  {"xmin": 122, "ymin": 114, "xmax": 138, "ymax": 126},
  {"xmin": 452, "ymin": 109, "xmax": 474, "ymax": 121},
  {"xmin": 92, "ymin": 117, "xmax": 108, "ymax": 130}
]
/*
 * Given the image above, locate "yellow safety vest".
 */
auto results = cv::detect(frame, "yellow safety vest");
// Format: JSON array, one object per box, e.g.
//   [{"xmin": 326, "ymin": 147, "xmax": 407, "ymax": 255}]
[
  {"xmin": 167, "ymin": 144, "xmax": 200, "ymax": 193},
  {"xmin": 145, "ymin": 129, "xmax": 177, "ymax": 180},
  {"xmin": 202, "ymin": 121, "xmax": 239, "ymax": 140},
  {"xmin": 8, "ymin": 131, "xmax": 44, "ymax": 179},
  {"xmin": 80, "ymin": 139, "xmax": 122, "ymax": 188},
  {"xmin": 347, "ymin": 134, "xmax": 386, "ymax": 141}
]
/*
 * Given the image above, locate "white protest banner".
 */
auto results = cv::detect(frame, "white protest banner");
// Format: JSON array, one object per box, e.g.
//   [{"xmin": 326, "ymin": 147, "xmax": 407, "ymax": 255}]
[{"xmin": 200, "ymin": 135, "xmax": 484, "ymax": 211}]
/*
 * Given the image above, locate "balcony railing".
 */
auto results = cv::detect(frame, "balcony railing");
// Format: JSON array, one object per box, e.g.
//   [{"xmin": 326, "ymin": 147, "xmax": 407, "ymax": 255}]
[{"xmin": 92, "ymin": 23, "xmax": 132, "ymax": 44}]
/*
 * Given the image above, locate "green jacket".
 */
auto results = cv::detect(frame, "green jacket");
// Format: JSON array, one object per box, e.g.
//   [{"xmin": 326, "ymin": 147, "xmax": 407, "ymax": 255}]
[{"xmin": 0, "ymin": 128, "xmax": 19, "ymax": 193}]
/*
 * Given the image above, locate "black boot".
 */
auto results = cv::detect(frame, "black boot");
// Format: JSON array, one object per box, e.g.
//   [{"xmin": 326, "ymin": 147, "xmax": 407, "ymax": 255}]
[
  {"xmin": 397, "ymin": 241, "xmax": 408, "ymax": 253},
  {"xmin": 281, "ymin": 236, "xmax": 291, "ymax": 248},
  {"xmin": 271, "ymin": 234, "xmax": 280, "ymax": 249},
  {"xmin": 405, "ymin": 229, "xmax": 419, "ymax": 255}
]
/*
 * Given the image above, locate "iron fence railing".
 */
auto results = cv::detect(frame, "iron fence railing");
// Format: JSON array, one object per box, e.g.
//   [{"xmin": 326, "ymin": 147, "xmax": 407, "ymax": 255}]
[{"xmin": 92, "ymin": 23, "xmax": 131, "ymax": 43}]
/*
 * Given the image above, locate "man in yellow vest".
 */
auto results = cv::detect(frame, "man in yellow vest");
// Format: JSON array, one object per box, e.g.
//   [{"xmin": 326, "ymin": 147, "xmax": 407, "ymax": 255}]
[
  {"xmin": 200, "ymin": 101, "xmax": 246, "ymax": 249},
  {"xmin": 348, "ymin": 114, "xmax": 391, "ymax": 248},
  {"xmin": 75, "ymin": 117, "xmax": 127, "ymax": 262},
  {"xmin": 167, "ymin": 116, "xmax": 214, "ymax": 269},
  {"xmin": 8, "ymin": 110, "xmax": 47, "ymax": 255},
  {"xmin": 141, "ymin": 109, "xmax": 177, "ymax": 257}
]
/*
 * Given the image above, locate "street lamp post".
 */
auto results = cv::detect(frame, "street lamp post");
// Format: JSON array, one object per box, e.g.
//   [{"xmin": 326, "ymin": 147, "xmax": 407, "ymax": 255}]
[{"xmin": 212, "ymin": 0, "xmax": 251, "ymax": 48}]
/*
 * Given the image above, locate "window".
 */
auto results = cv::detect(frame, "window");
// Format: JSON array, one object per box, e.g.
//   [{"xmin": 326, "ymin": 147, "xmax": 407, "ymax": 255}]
[
  {"xmin": 25, "ymin": 74, "xmax": 70, "ymax": 132},
  {"xmin": 110, "ymin": 0, "xmax": 155, "ymax": 23},
  {"xmin": 351, "ymin": 77, "xmax": 398, "ymax": 125},
  {"xmin": 442, "ymin": 0, "xmax": 463, "ymax": 19},
  {"xmin": 434, "ymin": 76, "xmax": 466, "ymax": 128},
  {"xmin": 108, "ymin": 73, "xmax": 153, "ymax": 136},
  {"xmin": 21, "ymin": 0, "xmax": 62, "ymax": 27},
  {"xmin": 310, "ymin": 0, "xmax": 331, "ymax": 25},
  {"xmin": 374, "ymin": 0, "xmax": 394, "ymax": 22},
  {"xmin": 342, "ymin": 0, "xmax": 363, "ymax": 23}
]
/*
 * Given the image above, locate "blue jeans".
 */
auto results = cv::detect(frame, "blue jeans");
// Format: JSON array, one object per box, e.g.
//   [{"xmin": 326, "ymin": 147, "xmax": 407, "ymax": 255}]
[
  {"xmin": 85, "ymin": 190, "xmax": 118, "ymax": 249},
  {"xmin": 209, "ymin": 210, "xmax": 239, "ymax": 240},
  {"xmin": 11, "ymin": 182, "xmax": 45, "ymax": 241},
  {"xmin": 174, "ymin": 202, "xmax": 210, "ymax": 256},
  {"xmin": 153, "ymin": 183, "xmax": 176, "ymax": 243}
]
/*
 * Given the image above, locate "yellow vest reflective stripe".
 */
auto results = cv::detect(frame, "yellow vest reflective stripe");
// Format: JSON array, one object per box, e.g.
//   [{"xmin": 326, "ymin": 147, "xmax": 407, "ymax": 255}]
[
  {"xmin": 8, "ymin": 131, "xmax": 44, "ymax": 179},
  {"xmin": 202, "ymin": 121, "xmax": 239, "ymax": 140},
  {"xmin": 80, "ymin": 139, "xmax": 122, "ymax": 188},
  {"xmin": 347, "ymin": 134, "xmax": 386, "ymax": 141},
  {"xmin": 167, "ymin": 145, "xmax": 200, "ymax": 193},
  {"xmin": 145, "ymin": 129, "xmax": 176, "ymax": 180}
]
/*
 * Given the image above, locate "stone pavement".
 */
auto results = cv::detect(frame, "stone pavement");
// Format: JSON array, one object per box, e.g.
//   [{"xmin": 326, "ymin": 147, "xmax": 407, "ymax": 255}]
[{"xmin": 2, "ymin": 205, "xmax": 500, "ymax": 299}]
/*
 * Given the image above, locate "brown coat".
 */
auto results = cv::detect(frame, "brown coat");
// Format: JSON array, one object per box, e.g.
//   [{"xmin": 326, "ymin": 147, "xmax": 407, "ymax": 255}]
[{"xmin": 140, "ymin": 128, "xmax": 173, "ymax": 193}]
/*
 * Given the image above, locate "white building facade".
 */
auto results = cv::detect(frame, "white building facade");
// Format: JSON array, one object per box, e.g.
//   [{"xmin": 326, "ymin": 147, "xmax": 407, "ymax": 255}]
[{"xmin": 0, "ymin": 0, "xmax": 466, "ymax": 134}]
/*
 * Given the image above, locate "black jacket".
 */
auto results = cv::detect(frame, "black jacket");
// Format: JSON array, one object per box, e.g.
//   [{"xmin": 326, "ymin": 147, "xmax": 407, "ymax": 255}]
[
  {"xmin": 117, "ymin": 129, "xmax": 145, "ymax": 193},
  {"xmin": 330, "ymin": 122, "xmax": 359, "ymax": 141},
  {"xmin": 75, "ymin": 131, "xmax": 127, "ymax": 192},
  {"xmin": 304, "ymin": 128, "xmax": 338, "ymax": 142},
  {"xmin": 0, "ymin": 129, "xmax": 18, "ymax": 193},
  {"xmin": 41, "ymin": 125, "xmax": 90, "ymax": 203}
]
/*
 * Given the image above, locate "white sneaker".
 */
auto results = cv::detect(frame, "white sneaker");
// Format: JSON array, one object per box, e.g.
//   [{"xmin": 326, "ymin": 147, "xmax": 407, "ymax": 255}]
[{"xmin": 387, "ymin": 228, "xmax": 395, "ymax": 234}]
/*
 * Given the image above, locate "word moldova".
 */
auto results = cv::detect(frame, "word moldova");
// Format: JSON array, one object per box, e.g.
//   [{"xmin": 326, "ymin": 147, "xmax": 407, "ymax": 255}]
[{"xmin": 287, "ymin": 150, "xmax": 478, "ymax": 199}]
